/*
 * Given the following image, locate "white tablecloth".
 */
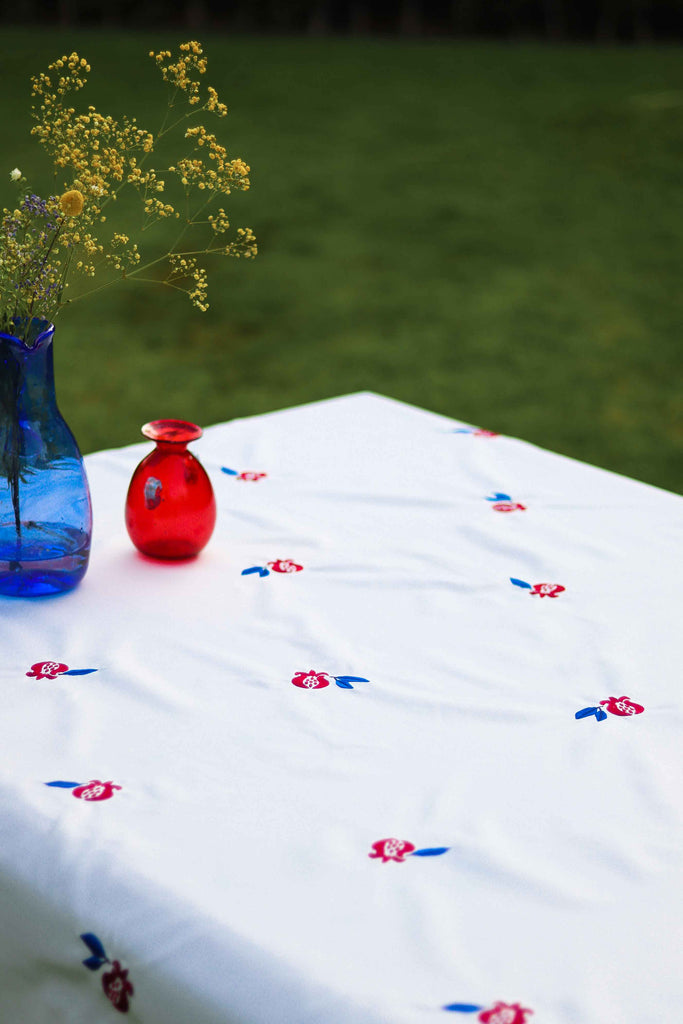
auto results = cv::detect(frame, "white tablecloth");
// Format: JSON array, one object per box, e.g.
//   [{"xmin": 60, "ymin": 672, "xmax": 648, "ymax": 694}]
[{"xmin": 1, "ymin": 392, "xmax": 681, "ymax": 1024}]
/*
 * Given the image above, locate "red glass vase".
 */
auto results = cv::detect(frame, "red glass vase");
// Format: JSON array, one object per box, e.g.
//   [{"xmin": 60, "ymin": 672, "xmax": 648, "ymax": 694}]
[{"xmin": 125, "ymin": 420, "xmax": 216, "ymax": 559}]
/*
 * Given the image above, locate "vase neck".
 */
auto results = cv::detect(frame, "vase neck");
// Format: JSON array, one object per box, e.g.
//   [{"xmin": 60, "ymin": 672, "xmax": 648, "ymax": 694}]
[
  {"xmin": 0, "ymin": 328, "xmax": 58, "ymax": 418},
  {"xmin": 154, "ymin": 441, "xmax": 190, "ymax": 455}
]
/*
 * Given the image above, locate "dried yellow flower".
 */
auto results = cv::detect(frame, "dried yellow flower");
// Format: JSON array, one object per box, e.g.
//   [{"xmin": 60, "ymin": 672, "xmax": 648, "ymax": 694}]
[
  {"xmin": 2, "ymin": 40, "xmax": 255, "ymax": 335},
  {"xmin": 59, "ymin": 189, "xmax": 84, "ymax": 216}
]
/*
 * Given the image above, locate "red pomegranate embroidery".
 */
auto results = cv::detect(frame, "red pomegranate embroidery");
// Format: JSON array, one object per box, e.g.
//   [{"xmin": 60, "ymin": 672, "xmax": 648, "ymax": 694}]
[
  {"xmin": 478, "ymin": 1003, "xmax": 533, "ymax": 1024},
  {"xmin": 72, "ymin": 780, "xmax": 122, "ymax": 802},
  {"xmin": 267, "ymin": 559, "xmax": 303, "ymax": 573},
  {"xmin": 530, "ymin": 583, "xmax": 565, "ymax": 598},
  {"xmin": 493, "ymin": 502, "xmax": 526, "ymax": 513},
  {"xmin": 473, "ymin": 429, "xmax": 499, "ymax": 438},
  {"xmin": 237, "ymin": 471, "xmax": 267, "ymax": 481},
  {"xmin": 101, "ymin": 960, "xmax": 134, "ymax": 1013},
  {"xmin": 600, "ymin": 696, "xmax": 645, "ymax": 717},
  {"xmin": 369, "ymin": 838, "xmax": 416, "ymax": 863},
  {"xmin": 291, "ymin": 671, "xmax": 333, "ymax": 689},
  {"xmin": 26, "ymin": 661, "xmax": 69, "ymax": 680}
]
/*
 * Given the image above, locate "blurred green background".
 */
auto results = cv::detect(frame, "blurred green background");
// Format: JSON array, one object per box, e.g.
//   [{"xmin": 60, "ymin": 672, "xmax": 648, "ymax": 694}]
[{"xmin": 1, "ymin": 30, "xmax": 682, "ymax": 492}]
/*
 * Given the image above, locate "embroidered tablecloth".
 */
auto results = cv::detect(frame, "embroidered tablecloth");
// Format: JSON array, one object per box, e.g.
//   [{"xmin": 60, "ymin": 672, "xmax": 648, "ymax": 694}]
[{"xmin": 1, "ymin": 392, "xmax": 681, "ymax": 1023}]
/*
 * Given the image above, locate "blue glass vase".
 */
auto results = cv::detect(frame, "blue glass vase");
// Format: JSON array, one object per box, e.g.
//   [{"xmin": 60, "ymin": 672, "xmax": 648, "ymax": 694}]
[{"xmin": 0, "ymin": 319, "xmax": 92, "ymax": 596}]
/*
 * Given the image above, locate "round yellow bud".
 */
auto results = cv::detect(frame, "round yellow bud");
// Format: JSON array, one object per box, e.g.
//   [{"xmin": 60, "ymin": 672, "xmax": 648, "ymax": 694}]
[{"xmin": 59, "ymin": 189, "xmax": 84, "ymax": 216}]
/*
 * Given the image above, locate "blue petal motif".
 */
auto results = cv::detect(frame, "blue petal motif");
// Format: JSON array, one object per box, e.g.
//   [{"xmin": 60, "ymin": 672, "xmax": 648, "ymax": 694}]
[
  {"xmin": 487, "ymin": 492, "xmax": 511, "ymax": 501},
  {"xmin": 335, "ymin": 680, "xmax": 354, "ymax": 689},
  {"xmin": 510, "ymin": 578, "xmax": 532, "ymax": 589},
  {"xmin": 82, "ymin": 955, "xmax": 105, "ymax": 971},
  {"xmin": 442, "ymin": 1005, "xmax": 482, "ymax": 1013},
  {"xmin": 334, "ymin": 676, "xmax": 369, "ymax": 684},
  {"xmin": 64, "ymin": 669, "xmax": 97, "ymax": 675},
  {"xmin": 413, "ymin": 847, "xmax": 450, "ymax": 856},
  {"xmin": 80, "ymin": 933, "xmax": 107, "ymax": 960},
  {"xmin": 575, "ymin": 707, "xmax": 601, "ymax": 720},
  {"xmin": 242, "ymin": 566, "xmax": 264, "ymax": 575},
  {"xmin": 45, "ymin": 780, "xmax": 80, "ymax": 788},
  {"xmin": 221, "ymin": 467, "xmax": 238, "ymax": 475}
]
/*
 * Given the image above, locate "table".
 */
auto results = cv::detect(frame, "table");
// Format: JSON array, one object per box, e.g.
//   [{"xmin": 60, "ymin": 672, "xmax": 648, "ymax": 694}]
[{"xmin": 1, "ymin": 392, "xmax": 681, "ymax": 1023}]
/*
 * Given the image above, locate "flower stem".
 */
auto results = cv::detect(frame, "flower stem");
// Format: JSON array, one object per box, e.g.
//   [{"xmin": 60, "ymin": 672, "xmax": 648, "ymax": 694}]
[{"xmin": 0, "ymin": 340, "xmax": 23, "ymax": 548}]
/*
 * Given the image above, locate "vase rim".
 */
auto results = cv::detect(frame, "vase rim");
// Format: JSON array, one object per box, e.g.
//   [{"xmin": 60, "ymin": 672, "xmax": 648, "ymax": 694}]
[
  {"xmin": 141, "ymin": 419, "xmax": 203, "ymax": 445},
  {"xmin": 0, "ymin": 318, "xmax": 55, "ymax": 352}
]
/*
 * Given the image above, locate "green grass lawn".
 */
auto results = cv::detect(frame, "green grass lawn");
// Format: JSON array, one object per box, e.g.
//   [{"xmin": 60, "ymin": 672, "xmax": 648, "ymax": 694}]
[{"xmin": 1, "ymin": 30, "xmax": 682, "ymax": 492}]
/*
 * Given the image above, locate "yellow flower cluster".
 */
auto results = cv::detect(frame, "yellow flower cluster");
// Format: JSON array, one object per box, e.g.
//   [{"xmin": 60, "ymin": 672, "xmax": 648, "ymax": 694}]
[
  {"xmin": 149, "ymin": 41, "xmax": 215, "ymax": 109},
  {"xmin": 2, "ymin": 40, "xmax": 255, "ymax": 331},
  {"xmin": 75, "ymin": 258, "xmax": 97, "ymax": 277},
  {"xmin": 32, "ymin": 52, "xmax": 90, "ymax": 98},
  {"xmin": 31, "ymin": 58, "xmax": 154, "ymax": 213},
  {"xmin": 206, "ymin": 87, "xmax": 228, "ymax": 117},
  {"xmin": 208, "ymin": 208, "xmax": 230, "ymax": 233},
  {"xmin": 173, "ymin": 125, "xmax": 250, "ymax": 196},
  {"xmin": 167, "ymin": 253, "xmax": 209, "ymax": 311},
  {"xmin": 104, "ymin": 232, "xmax": 141, "ymax": 273},
  {"xmin": 226, "ymin": 227, "xmax": 257, "ymax": 259}
]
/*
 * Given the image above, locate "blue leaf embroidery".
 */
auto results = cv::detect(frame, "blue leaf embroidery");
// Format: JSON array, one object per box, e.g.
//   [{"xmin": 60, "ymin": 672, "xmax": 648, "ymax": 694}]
[
  {"xmin": 63, "ymin": 669, "xmax": 97, "ymax": 675},
  {"xmin": 335, "ymin": 680, "xmax": 354, "ymax": 689},
  {"xmin": 80, "ymin": 933, "xmax": 107, "ymax": 960},
  {"xmin": 334, "ymin": 676, "xmax": 369, "ymax": 684},
  {"xmin": 241, "ymin": 566, "xmax": 263, "ymax": 575},
  {"xmin": 259, "ymin": 568, "xmax": 270, "ymax": 577},
  {"xmin": 45, "ymin": 781, "xmax": 80, "ymax": 788},
  {"xmin": 575, "ymin": 707, "xmax": 603, "ymax": 720},
  {"xmin": 221, "ymin": 467, "xmax": 238, "ymax": 475},
  {"xmin": 82, "ymin": 955, "xmax": 106, "ymax": 971},
  {"xmin": 443, "ymin": 1005, "xmax": 482, "ymax": 1013},
  {"xmin": 487, "ymin": 492, "xmax": 511, "ymax": 501},
  {"xmin": 510, "ymin": 578, "xmax": 532, "ymax": 589},
  {"xmin": 413, "ymin": 847, "xmax": 450, "ymax": 856}
]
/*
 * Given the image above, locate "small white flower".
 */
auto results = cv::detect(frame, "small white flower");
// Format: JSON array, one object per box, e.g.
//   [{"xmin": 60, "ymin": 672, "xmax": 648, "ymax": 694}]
[{"xmin": 9, "ymin": 168, "xmax": 22, "ymax": 181}]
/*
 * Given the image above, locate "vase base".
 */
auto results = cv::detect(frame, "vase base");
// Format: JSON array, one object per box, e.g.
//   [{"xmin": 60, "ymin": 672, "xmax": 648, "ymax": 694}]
[{"xmin": 0, "ymin": 523, "xmax": 90, "ymax": 597}]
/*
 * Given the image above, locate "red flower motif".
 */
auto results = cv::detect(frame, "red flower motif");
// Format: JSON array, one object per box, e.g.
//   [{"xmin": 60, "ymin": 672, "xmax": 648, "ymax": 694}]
[
  {"xmin": 473, "ymin": 429, "xmax": 499, "ymax": 438},
  {"xmin": 492, "ymin": 502, "xmax": 526, "ymax": 513},
  {"xmin": 479, "ymin": 1002, "xmax": 533, "ymax": 1024},
  {"xmin": 26, "ymin": 661, "xmax": 69, "ymax": 680},
  {"xmin": 267, "ymin": 559, "xmax": 303, "ymax": 573},
  {"xmin": 291, "ymin": 670, "xmax": 333, "ymax": 689},
  {"xmin": 600, "ymin": 696, "xmax": 645, "ymax": 717},
  {"xmin": 72, "ymin": 780, "xmax": 122, "ymax": 802},
  {"xmin": 237, "ymin": 471, "xmax": 267, "ymax": 481},
  {"xmin": 530, "ymin": 583, "xmax": 565, "ymax": 598},
  {"xmin": 369, "ymin": 838, "xmax": 416, "ymax": 863},
  {"xmin": 102, "ymin": 960, "xmax": 134, "ymax": 1013}
]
